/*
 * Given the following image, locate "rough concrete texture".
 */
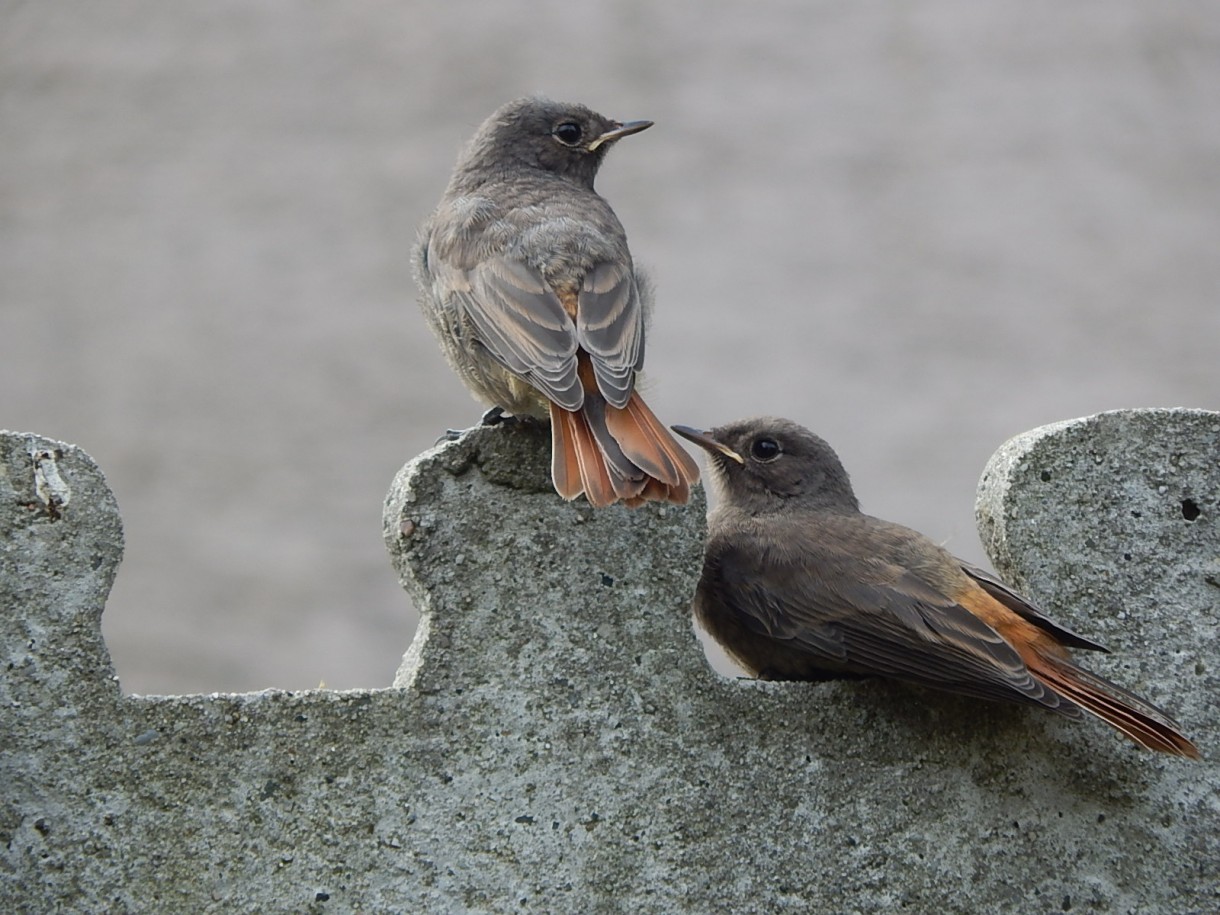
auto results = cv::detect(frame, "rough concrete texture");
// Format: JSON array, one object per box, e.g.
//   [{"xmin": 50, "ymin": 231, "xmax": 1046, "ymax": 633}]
[{"xmin": 2, "ymin": 412, "xmax": 1218, "ymax": 913}]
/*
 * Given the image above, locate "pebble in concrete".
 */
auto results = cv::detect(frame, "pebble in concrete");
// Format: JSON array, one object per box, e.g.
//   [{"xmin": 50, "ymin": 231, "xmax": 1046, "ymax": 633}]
[{"xmin": 2, "ymin": 410, "xmax": 1216, "ymax": 913}]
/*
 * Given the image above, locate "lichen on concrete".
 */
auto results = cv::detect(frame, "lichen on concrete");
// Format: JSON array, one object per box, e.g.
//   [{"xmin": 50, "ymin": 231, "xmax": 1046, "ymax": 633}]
[{"xmin": 2, "ymin": 411, "xmax": 1218, "ymax": 913}]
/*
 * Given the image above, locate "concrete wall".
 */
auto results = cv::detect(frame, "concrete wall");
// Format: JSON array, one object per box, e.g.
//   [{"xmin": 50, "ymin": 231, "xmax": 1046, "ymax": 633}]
[{"xmin": 2, "ymin": 409, "xmax": 1217, "ymax": 913}]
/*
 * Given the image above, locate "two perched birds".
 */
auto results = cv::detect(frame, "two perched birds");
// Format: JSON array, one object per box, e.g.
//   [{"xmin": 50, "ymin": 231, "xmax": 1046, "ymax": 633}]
[{"xmin": 413, "ymin": 97, "xmax": 1198, "ymax": 759}]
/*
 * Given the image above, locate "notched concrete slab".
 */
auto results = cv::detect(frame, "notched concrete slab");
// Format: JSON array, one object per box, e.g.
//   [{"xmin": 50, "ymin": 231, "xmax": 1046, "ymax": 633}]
[
  {"xmin": 976, "ymin": 409, "xmax": 1219, "ymax": 715},
  {"xmin": 3, "ymin": 413, "xmax": 1218, "ymax": 913}
]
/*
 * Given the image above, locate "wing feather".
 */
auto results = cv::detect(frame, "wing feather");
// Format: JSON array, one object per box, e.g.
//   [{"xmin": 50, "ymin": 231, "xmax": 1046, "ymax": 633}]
[
  {"xmin": 442, "ymin": 255, "xmax": 583, "ymax": 410},
  {"xmin": 576, "ymin": 261, "xmax": 644, "ymax": 408},
  {"xmin": 710, "ymin": 534, "xmax": 1069, "ymax": 710}
]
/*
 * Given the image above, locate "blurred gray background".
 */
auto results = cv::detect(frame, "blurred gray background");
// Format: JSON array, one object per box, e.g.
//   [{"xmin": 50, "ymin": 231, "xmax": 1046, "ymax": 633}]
[{"xmin": 2, "ymin": 2, "xmax": 1217, "ymax": 695}]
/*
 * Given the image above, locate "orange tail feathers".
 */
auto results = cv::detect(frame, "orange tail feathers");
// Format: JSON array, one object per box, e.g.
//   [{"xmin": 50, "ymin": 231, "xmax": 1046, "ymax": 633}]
[
  {"xmin": 1028, "ymin": 654, "xmax": 1200, "ymax": 759},
  {"xmin": 605, "ymin": 391, "xmax": 701, "ymax": 499},
  {"xmin": 549, "ymin": 402, "xmax": 619, "ymax": 507},
  {"xmin": 548, "ymin": 389, "xmax": 700, "ymax": 509}
]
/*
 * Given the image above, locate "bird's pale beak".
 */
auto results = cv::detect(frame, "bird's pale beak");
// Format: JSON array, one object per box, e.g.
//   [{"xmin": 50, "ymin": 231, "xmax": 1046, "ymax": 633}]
[
  {"xmin": 587, "ymin": 119, "xmax": 653, "ymax": 151},
  {"xmin": 671, "ymin": 425, "xmax": 745, "ymax": 464}
]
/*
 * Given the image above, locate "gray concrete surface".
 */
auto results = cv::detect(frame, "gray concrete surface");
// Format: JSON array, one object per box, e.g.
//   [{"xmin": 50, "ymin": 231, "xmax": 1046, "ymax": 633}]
[
  {"xmin": 3, "ymin": 3, "xmax": 1219, "ymax": 695},
  {"xmin": 3, "ymin": 411, "xmax": 1217, "ymax": 913},
  {"xmin": 976, "ymin": 408, "xmax": 1220, "ymax": 753}
]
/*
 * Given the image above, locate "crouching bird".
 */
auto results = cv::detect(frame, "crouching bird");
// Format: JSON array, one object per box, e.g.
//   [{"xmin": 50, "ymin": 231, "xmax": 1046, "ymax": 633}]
[
  {"xmin": 672, "ymin": 417, "xmax": 1199, "ymax": 758},
  {"xmin": 413, "ymin": 96, "xmax": 699, "ymax": 507}
]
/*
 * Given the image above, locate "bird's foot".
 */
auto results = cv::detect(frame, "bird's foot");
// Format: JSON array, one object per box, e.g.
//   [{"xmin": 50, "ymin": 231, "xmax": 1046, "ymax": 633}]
[
  {"xmin": 479, "ymin": 406, "xmax": 517, "ymax": 427},
  {"xmin": 438, "ymin": 407, "xmax": 518, "ymax": 444}
]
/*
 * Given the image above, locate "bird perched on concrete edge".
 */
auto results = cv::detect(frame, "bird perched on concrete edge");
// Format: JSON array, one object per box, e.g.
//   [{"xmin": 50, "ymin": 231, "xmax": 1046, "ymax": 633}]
[
  {"xmin": 413, "ymin": 96, "xmax": 700, "ymax": 507},
  {"xmin": 672, "ymin": 416, "xmax": 1200, "ymax": 758}
]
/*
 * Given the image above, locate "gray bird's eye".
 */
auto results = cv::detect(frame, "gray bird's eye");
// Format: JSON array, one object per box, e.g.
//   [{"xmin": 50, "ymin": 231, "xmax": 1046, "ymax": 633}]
[
  {"xmin": 750, "ymin": 438, "xmax": 781, "ymax": 462},
  {"xmin": 552, "ymin": 121, "xmax": 584, "ymax": 146}
]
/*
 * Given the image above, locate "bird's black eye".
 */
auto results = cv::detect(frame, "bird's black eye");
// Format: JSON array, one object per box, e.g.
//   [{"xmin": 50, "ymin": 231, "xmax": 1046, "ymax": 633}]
[
  {"xmin": 552, "ymin": 121, "xmax": 584, "ymax": 146},
  {"xmin": 750, "ymin": 437, "xmax": 781, "ymax": 462}
]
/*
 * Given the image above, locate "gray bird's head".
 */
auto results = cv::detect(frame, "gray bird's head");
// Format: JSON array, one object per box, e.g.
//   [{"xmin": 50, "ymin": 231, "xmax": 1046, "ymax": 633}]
[
  {"xmin": 451, "ymin": 96, "xmax": 652, "ymax": 191},
  {"xmin": 672, "ymin": 417, "xmax": 860, "ymax": 514}
]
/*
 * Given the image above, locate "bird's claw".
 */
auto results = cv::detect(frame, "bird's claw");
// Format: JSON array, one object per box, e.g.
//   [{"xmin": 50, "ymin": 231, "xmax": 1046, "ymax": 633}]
[
  {"xmin": 436, "ymin": 407, "xmax": 517, "ymax": 445},
  {"xmin": 480, "ymin": 406, "xmax": 516, "ymax": 427}
]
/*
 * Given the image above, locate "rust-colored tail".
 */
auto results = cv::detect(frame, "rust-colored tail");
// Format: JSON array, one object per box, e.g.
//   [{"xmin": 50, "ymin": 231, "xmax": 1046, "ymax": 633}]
[
  {"xmin": 549, "ymin": 386, "xmax": 700, "ymax": 509},
  {"xmin": 1027, "ymin": 653, "xmax": 1200, "ymax": 758}
]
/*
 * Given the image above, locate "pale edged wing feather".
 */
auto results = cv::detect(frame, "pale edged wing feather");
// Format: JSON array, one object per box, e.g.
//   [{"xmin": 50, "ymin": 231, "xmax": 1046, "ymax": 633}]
[
  {"xmin": 448, "ymin": 255, "xmax": 583, "ymax": 410},
  {"xmin": 576, "ymin": 261, "xmax": 644, "ymax": 408}
]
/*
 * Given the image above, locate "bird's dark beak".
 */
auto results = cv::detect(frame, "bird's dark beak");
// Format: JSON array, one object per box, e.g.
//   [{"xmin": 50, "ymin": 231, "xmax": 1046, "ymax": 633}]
[
  {"xmin": 587, "ymin": 119, "xmax": 653, "ymax": 151},
  {"xmin": 671, "ymin": 425, "xmax": 744, "ymax": 464}
]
